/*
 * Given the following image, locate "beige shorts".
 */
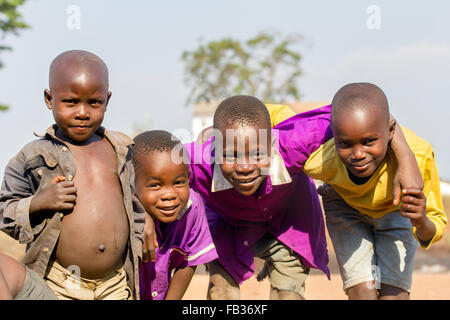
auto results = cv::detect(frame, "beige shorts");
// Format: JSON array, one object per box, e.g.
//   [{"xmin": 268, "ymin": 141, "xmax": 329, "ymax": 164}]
[
  {"xmin": 208, "ymin": 233, "xmax": 309, "ymax": 299},
  {"xmin": 253, "ymin": 233, "xmax": 309, "ymax": 298},
  {"xmin": 44, "ymin": 260, "xmax": 132, "ymax": 300},
  {"xmin": 318, "ymin": 184, "xmax": 418, "ymax": 292}
]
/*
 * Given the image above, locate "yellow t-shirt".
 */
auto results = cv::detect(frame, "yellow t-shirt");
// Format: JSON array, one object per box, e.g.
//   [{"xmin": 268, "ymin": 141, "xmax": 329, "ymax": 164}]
[{"xmin": 303, "ymin": 127, "xmax": 447, "ymax": 248}]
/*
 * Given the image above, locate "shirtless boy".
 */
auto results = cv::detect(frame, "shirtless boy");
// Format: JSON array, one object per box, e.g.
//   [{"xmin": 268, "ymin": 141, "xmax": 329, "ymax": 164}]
[{"xmin": 0, "ymin": 50, "xmax": 145, "ymax": 300}]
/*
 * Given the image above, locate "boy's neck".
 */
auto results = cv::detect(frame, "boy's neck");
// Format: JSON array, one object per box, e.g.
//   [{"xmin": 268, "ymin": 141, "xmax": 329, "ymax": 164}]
[
  {"xmin": 55, "ymin": 127, "xmax": 102, "ymax": 146},
  {"xmin": 347, "ymin": 169, "xmax": 372, "ymax": 185}
]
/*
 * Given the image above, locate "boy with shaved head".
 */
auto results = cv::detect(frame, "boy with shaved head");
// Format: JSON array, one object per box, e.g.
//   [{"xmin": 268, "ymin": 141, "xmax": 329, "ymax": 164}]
[
  {"xmin": 300, "ymin": 83, "xmax": 447, "ymax": 299},
  {"xmin": 0, "ymin": 50, "xmax": 145, "ymax": 300}
]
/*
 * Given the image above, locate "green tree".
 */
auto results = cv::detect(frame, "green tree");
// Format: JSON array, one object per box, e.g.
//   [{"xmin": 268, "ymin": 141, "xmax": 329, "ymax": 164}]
[
  {"xmin": 181, "ymin": 30, "xmax": 303, "ymax": 105},
  {"xmin": 0, "ymin": 0, "xmax": 29, "ymax": 111}
]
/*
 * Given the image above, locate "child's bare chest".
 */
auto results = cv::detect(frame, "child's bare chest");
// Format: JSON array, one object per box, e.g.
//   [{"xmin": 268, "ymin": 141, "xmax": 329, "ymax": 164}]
[{"xmin": 69, "ymin": 139, "xmax": 118, "ymax": 178}]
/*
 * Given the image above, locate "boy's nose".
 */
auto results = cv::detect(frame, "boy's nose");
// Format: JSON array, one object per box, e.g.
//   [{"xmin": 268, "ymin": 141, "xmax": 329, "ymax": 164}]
[
  {"xmin": 235, "ymin": 162, "xmax": 256, "ymax": 175},
  {"xmin": 76, "ymin": 104, "xmax": 90, "ymax": 119},
  {"xmin": 160, "ymin": 189, "xmax": 176, "ymax": 200},
  {"xmin": 351, "ymin": 146, "xmax": 365, "ymax": 160}
]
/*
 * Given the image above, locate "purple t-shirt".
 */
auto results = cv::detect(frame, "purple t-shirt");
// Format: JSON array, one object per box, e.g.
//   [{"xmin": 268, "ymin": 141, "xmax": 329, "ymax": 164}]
[
  {"xmin": 185, "ymin": 105, "xmax": 333, "ymax": 284},
  {"xmin": 139, "ymin": 189, "xmax": 218, "ymax": 300}
]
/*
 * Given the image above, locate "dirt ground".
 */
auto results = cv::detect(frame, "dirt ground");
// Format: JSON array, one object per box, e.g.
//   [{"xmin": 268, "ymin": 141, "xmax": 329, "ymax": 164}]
[{"xmin": 183, "ymin": 271, "xmax": 450, "ymax": 300}]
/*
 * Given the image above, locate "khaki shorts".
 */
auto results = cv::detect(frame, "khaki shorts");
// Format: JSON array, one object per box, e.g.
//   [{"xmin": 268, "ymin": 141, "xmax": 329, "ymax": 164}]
[
  {"xmin": 208, "ymin": 233, "xmax": 309, "ymax": 299},
  {"xmin": 15, "ymin": 266, "xmax": 58, "ymax": 300},
  {"xmin": 44, "ymin": 260, "xmax": 132, "ymax": 300},
  {"xmin": 318, "ymin": 184, "xmax": 418, "ymax": 292}
]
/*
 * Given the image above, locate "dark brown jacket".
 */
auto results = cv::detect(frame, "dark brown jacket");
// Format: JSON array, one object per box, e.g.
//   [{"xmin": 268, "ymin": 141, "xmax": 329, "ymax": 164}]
[{"xmin": 0, "ymin": 125, "xmax": 145, "ymax": 299}]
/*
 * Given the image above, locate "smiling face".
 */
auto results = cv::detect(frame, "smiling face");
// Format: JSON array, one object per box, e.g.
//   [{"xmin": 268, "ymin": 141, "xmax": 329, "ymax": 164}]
[
  {"xmin": 333, "ymin": 107, "xmax": 395, "ymax": 179},
  {"xmin": 217, "ymin": 124, "xmax": 272, "ymax": 196},
  {"xmin": 44, "ymin": 54, "xmax": 111, "ymax": 144},
  {"xmin": 135, "ymin": 150, "xmax": 190, "ymax": 224}
]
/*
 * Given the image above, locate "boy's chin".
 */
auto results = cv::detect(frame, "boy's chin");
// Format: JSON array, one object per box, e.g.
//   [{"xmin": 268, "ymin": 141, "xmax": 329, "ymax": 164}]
[{"xmin": 347, "ymin": 166, "xmax": 377, "ymax": 179}]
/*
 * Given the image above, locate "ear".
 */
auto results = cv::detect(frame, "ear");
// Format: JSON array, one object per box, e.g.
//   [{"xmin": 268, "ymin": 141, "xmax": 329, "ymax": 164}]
[
  {"xmin": 388, "ymin": 118, "xmax": 396, "ymax": 142},
  {"xmin": 105, "ymin": 91, "xmax": 112, "ymax": 110},
  {"xmin": 44, "ymin": 89, "xmax": 53, "ymax": 110}
]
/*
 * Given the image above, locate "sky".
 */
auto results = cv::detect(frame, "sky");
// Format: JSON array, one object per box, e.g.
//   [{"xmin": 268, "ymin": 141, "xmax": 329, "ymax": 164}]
[{"xmin": 0, "ymin": 0, "xmax": 449, "ymax": 180}]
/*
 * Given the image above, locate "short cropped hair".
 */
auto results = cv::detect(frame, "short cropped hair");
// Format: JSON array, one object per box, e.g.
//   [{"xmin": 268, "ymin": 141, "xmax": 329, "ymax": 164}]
[
  {"xmin": 331, "ymin": 82, "xmax": 390, "ymax": 124},
  {"xmin": 213, "ymin": 95, "xmax": 271, "ymax": 131},
  {"xmin": 132, "ymin": 130, "xmax": 188, "ymax": 170}
]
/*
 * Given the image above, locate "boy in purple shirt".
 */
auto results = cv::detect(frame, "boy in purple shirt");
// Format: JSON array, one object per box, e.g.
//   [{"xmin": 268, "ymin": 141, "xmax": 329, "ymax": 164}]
[
  {"xmin": 132, "ymin": 130, "xmax": 217, "ymax": 300},
  {"xmin": 184, "ymin": 95, "xmax": 423, "ymax": 300},
  {"xmin": 185, "ymin": 95, "xmax": 332, "ymax": 300}
]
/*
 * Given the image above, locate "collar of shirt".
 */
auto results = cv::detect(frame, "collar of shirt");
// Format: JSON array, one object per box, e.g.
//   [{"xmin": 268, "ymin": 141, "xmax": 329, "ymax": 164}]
[
  {"xmin": 35, "ymin": 124, "xmax": 134, "ymax": 153},
  {"xmin": 210, "ymin": 142, "xmax": 292, "ymax": 193}
]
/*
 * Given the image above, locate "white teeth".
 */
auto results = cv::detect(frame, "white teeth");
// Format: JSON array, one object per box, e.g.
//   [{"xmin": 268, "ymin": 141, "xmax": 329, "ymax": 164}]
[{"xmin": 160, "ymin": 206, "xmax": 177, "ymax": 211}]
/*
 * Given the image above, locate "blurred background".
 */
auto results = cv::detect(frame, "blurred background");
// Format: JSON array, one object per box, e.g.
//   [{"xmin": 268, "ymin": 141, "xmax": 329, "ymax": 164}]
[{"xmin": 0, "ymin": 0, "xmax": 449, "ymax": 299}]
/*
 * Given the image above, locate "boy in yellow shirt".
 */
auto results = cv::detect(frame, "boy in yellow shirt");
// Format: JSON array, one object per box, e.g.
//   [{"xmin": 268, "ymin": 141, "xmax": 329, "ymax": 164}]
[{"xmin": 300, "ymin": 83, "xmax": 446, "ymax": 299}]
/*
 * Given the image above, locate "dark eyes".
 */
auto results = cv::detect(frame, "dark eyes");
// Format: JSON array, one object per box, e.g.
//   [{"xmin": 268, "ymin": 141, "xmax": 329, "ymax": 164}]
[
  {"xmin": 61, "ymin": 99, "xmax": 103, "ymax": 105},
  {"xmin": 174, "ymin": 179, "xmax": 187, "ymax": 185},
  {"xmin": 223, "ymin": 152, "xmax": 267, "ymax": 159},
  {"xmin": 336, "ymin": 138, "xmax": 378, "ymax": 147},
  {"xmin": 147, "ymin": 179, "xmax": 187, "ymax": 188},
  {"xmin": 336, "ymin": 141, "xmax": 350, "ymax": 148},
  {"xmin": 147, "ymin": 183, "xmax": 160, "ymax": 188},
  {"xmin": 62, "ymin": 99, "xmax": 77, "ymax": 104}
]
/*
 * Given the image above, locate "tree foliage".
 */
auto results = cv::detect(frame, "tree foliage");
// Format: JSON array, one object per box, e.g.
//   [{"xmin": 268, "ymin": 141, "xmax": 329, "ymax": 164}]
[
  {"xmin": 0, "ymin": 0, "xmax": 29, "ymax": 111},
  {"xmin": 181, "ymin": 30, "xmax": 303, "ymax": 105}
]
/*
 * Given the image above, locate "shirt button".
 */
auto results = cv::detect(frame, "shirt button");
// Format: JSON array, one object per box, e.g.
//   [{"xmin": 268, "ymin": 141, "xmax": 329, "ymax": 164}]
[
  {"xmin": 37, "ymin": 169, "xmax": 43, "ymax": 176},
  {"xmin": 243, "ymin": 241, "xmax": 248, "ymax": 246},
  {"xmin": 62, "ymin": 146, "xmax": 68, "ymax": 152},
  {"xmin": 263, "ymin": 208, "xmax": 268, "ymax": 211},
  {"xmin": 60, "ymin": 213, "xmax": 64, "ymax": 218},
  {"xmin": 67, "ymin": 175, "xmax": 73, "ymax": 181},
  {"xmin": 151, "ymin": 291, "xmax": 158, "ymax": 298},
  {"xmin": 258, "ymin": 196, "xmax": 263, "ymax": 200},
  {"xmin": 43, "ymin": 247, "xmax": 49, "ymax": 253}
]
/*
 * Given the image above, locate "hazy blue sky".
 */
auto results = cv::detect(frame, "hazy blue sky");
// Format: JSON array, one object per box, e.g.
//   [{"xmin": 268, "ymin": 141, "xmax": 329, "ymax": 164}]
[{"xmin": 1, "ymin": 0, "xmax": 449, "ymax": 179}]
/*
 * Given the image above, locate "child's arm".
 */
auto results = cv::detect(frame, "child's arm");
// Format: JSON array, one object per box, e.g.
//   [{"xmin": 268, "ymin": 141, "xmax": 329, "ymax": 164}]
[
  {"xmin": 142, "ymin": 213, "xmax": 158, "ymax": 263},
  {"xmin": 165, "ymin": 266, "xmax": 196, "ymax": 300},
  {"xmin": 1, "ymin": 152, "xmax": 75, "ymax": 243},
  {"xmin": 389, "ymin": 118, "xmax": 424, "ymax": 206},
  {"xmin": 401, "ymin": 147, "xmax": 446, "ymax": 249},
  {"xmin": 400, "ymin": 189, "xmax": 435, "ymax": 245}
]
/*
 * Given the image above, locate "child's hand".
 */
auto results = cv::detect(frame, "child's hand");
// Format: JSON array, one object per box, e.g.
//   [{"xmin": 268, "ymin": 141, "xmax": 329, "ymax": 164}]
[
  {"xmin": 399, "ymin": 189, "xmax": 436, "ymax": 245},
  {"xmin": 399, "ymin": 189, "xmax": 426, "ymax": 227},
  {"xmin": 392, "ymin": 163, "xmax": 423, "ymax": 206},
  {"xmin": 143, "ymin": 213, "xmax": 158, "ymax": 263},
  {"xmin": 29, "ymin": 175, "xmax": 77, "ymax": 215}
]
